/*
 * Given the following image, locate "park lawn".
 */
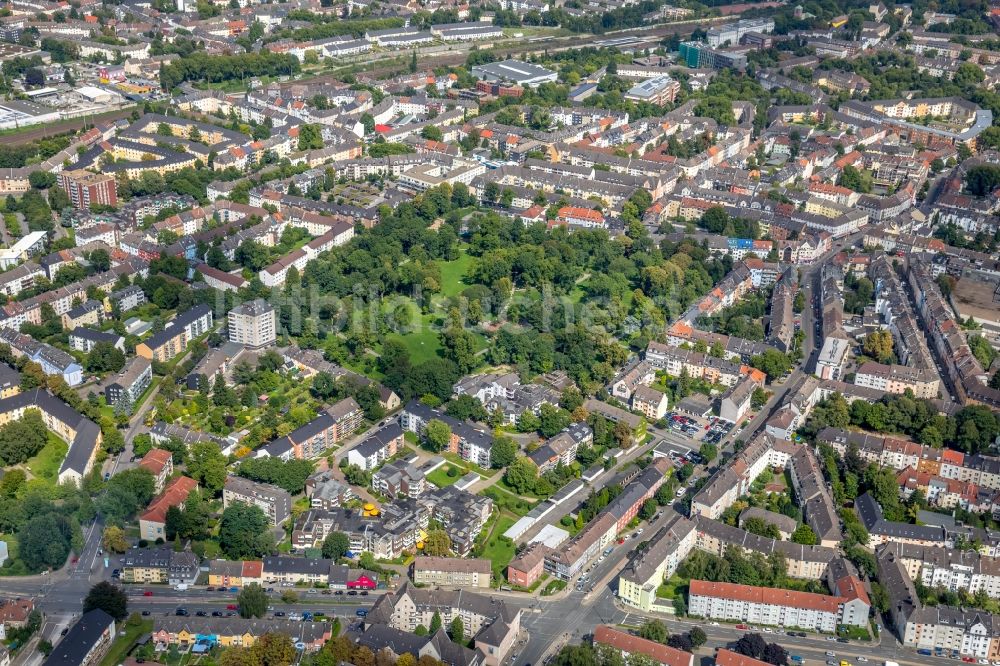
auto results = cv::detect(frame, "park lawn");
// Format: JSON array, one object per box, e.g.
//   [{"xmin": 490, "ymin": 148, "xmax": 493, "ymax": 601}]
[
  {"xmin": 437, "ymin": 252, "xmax": 474, "ymax": 298},
  {"xmin": 99, "ymin": 619, "xmax": 153, "ymax": 666},
  {"xmin": 481, "ymin": 513, "xmax": 518, "ymax": 572},
  {"xmin": 426, "ymin": 464, "xmax": 464, "ymax": 488},
  {"xmin": 481, "ymin": 486, "xmax": 535, "ymax": 517},
  {"xmin": 25, "ymin": 433, "xmax": 68, "ymax": 483},
  {"xmin": 383, "ymin": 297, "xmax": 443, "ymax": 365}
]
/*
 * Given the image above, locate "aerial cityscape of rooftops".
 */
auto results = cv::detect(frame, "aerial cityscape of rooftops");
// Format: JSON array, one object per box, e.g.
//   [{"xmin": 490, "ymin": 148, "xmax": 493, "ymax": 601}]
[{"xmin": 1, "ymin": 0, "xmax": 1000, "ymax": 664}]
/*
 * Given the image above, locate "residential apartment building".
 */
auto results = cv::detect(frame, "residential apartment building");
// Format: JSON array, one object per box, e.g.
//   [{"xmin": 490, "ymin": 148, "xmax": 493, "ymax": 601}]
[
  {"xmin": 0, "ymin": 330, "xmax": 84, "ymax": 387},
  {"xmin": 692, "ymin": 517, "xmax": 838, "ymax": 580},
  {"xmin": 120, "ymin": 548, "xmax": 199, "ymax": 585},
  {"xmin": 0, "ymin": 389, "xmax": 102, "ymax": 487},
  {"xmin": 855, "ymin": 492, "xmax": 947, "ymax": 548},
  {"xmin": 880, "ymin": 548, "xmax": 1000, "ymax": 659},
  {"xmin": 507, "ymin": 542, "xmax": 552, "ymax": 589},
  {"xmin": 526, "ymin": 422, "xmax": 591, "ymax": 474},
  {"xmin": 345, "ymin": 422, "xmax": 405, "ymax": 471},
  {"xmin": 207, "ymin": 560, "xmax": 265, "ymax": 588},
  {"xmin": 617, "ymin": 513, "xmax": 697, "ymax": 611},
  {"xmin": 632, "ymin": 385, "xmax": 669, "ymax": 420},
  {"xmin": 412, "ymin": 556, "xmax": 492, "ymax": 588},
  {"xmin": 401, "ymin": 402, "xmax": 493, "ymax": 468},
  {"xmin": 263, "ymin": 398, "xmax": 363, "ymax": 461},
  {"xmin": 227, "ymin": 299, "xmax": 276, "ymax": 349},
  {"xmin": 68, "ymin": 327, "xmax": 122, "ymax": 354},
  {"xmin": 853, "ymin": 361, "xmax": 940, "ymax": 399},
  {"xmin": 136, "ymin": 304, "xmax": 213, "ymax": 362},
  {"xmin": 139, "ymin": 476, "xmax": 198, "ymax": 542},
  {"xmin": 593, "ymin": 626, "xmax": 694, "ymax": 666},
  {"xmin": 372, "ymin": 460, "xmax": 425, "ymax": 499},
  {"xmin": 151, "ymin": 617, "xmax": 331, "ymax": 653},
  {"xmin": 644, "ymin": 342, "xmax": 758, "ymax": 389},
  {"xmin": 138, "ymin": 448, "xmax": 173, "ymax": 493},
  {"xmin": 105, "ymin": 356, "xmax": 152, "ymax": 413},
  {"xmin": 719, "ymin": 375, "xmax": 757, "ymax": 423},
  {"xmin": 547, "ymin": 461, "xmax": 671, "ymax": 580},
  {"xmin": 58, "ymin": 170, "xmax": 117, "ymax": 210},
  {"xmin": 223, "ymin": 476, "xmax": 292, "ymax": 526},
  {"xmin": 690, "ymin": 433, "xmax": 797, "ymax": 519},
  {"xmin": 367, "ymin": 582, "xmax": 520, "ymax": 666},
  {"xmin": 42, "ymin": 609, "xmax": 115, "ymax": 666},
  {"xmin": 688, "ymin": 579, "xmax": 869, "ymax": 630},
  {"xmin": 879, "ymin": 543, "xmax": 1000, "ymax": 600}
]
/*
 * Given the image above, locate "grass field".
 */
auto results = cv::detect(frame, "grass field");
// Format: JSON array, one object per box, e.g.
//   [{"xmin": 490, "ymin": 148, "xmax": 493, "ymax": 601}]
[
  {"xmin": 25, "ymin": 433, "xmax": 68, "ymax": 482},
  {"xmin": 481, "ymin": 513, "xmax": 518, "ymax": 572},
  {"xmin": 99, "ymin": 618, "xmax": 153, "ymax": 666},
  {"xmin": 482, "ymin": 486, "xmax": 534, "ymax": 517},
  {"xmin": 656, "ymin": 573, "xmax": 688, "ymax": 600},
  {"xmin": 438, "ymin": 252, "xmax": 474, "ymax": 298},
  {"xmin": 427, "ymin": 464, "xmax": 464, "ymax": 488}
]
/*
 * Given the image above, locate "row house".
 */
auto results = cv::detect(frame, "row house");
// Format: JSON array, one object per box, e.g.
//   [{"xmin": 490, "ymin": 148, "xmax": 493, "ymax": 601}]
[{"xmin": 152, "ymin": 617, "xmax": 331, "ymax": 652}]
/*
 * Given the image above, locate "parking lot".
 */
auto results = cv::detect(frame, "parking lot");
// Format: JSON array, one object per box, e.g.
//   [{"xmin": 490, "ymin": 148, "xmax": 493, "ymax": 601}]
[{"xmin": 655, "ymin": 412, "xmax": 735, "ymax": 451}]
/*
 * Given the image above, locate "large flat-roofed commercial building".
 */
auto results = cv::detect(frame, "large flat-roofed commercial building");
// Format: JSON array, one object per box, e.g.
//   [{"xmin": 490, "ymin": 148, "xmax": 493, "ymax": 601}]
[
  {"xmin": 471, "ymin": 60, "xmax": 557, "ymax": 87},
  {"xmin": 706, "ymin": 18, "xmax": 775, "ymax": 46}
]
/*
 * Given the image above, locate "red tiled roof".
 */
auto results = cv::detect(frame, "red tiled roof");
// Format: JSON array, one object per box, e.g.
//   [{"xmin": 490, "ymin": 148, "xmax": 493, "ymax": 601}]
[
  {"xmin": 558, "ymin": 206, "xmax": 603, "ymax": 222},
  {"xmin": 242, "ymin": 560, "xmax": 263, "ymax": 578},
  {"xmin": 942, "ymin": 449, "xmax": 965, "ymax": 465},
  {"xmin": 689, "ymin": 579, "xmax": 843, "ymax": 613},
  {"xmin": 141, "ymin": 476, "xmax": 197, "ymax": 525},
  {"xmin": 716, "ymin": 649, "xmax": 773, "ymax": 666},
  {"xmin": 139, "ymin": 448, "xmax": 172, "ymax": 476},
  {"xmin": 836, "ymin": 575, "xmax": 871, "ymax": 607},
  {"xmin": 594, "ymin": 626, "xmax": 693, "ymax": 666}
]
